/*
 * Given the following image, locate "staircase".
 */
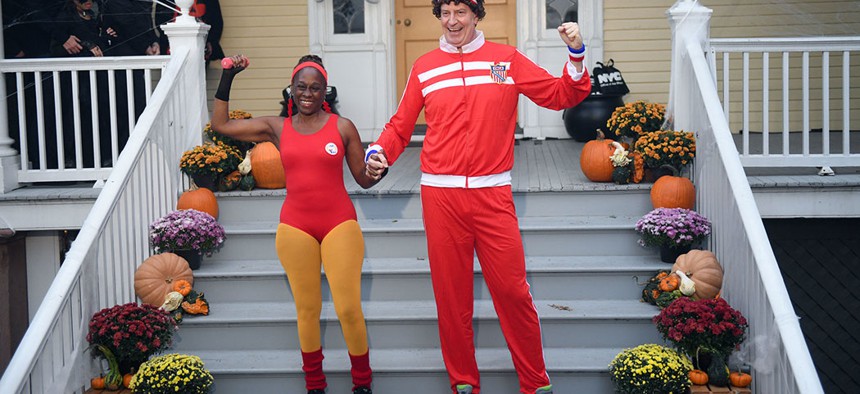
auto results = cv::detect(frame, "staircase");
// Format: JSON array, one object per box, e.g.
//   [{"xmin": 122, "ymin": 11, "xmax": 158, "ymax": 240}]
[{"xmin": 172, "ymin": 146, "xmax": 667, "ymax": 393}]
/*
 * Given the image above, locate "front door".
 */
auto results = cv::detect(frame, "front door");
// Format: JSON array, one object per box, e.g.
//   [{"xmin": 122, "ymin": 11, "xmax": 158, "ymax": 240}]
[{"xmin": 394, "ymin": 0, "xmax": 518, "ymax": 126}]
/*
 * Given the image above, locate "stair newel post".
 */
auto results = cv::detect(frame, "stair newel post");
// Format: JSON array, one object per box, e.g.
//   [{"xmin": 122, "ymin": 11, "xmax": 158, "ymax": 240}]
[
  {"xmin": 666, "ymin": 0, "xmax": 712, "ymax": 133},
  {"xmin": 0, "ymin": 6, "xmax": 21, "ymax": 193}
]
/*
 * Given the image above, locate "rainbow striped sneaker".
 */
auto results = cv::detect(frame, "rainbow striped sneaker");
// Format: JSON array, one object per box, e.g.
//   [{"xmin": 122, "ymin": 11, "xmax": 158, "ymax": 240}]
[
  {"xmin": 535, "ymin": 385, "xmax": 553, "ymax": 394},
  {"xmin": 455, "ymin": 384, "xmax": 473, "ymax": 394}
]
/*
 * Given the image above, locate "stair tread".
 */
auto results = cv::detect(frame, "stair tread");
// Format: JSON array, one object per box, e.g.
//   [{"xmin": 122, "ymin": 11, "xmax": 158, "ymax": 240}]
[
  {"xmin": 178, "ymin": 299, "xmax": 659, "ymax": 325},
  {"xmin": 194, "ymin": 255, "xmax": 666, "ymax": 278},
  {"xmin": 192, "ymin": 347, "xmax": 621, "ymax": 374},
  {"xmin": 220, "ymin": 215, "xmax": 642, "ymax": 234}
]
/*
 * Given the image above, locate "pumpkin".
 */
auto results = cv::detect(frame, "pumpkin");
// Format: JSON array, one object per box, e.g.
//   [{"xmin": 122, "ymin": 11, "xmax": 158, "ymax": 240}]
[
  {"xmin": 250, "ymin": 141, "xmax": 285, "ymax": 188},
  {"xmin": 689, "ymin": 369, "xmax": 709, "ymax": 385},
  {"xmin": 238, "ymin": 173, "xmax": 256, "ymax": 191},
  {"xmin": 218, "ymin": 170, "xmax": 242, "ymax": 192},
  {"xmin": 672, "ymin": 250, "xmax": 723, "ymax": 300},
  {"xmin": 122, "ymin": 373, "xmax": 135, "ymax": 388},
  {"xmin": 659, "ymin": 273, "xmax": 680, "ymax": 292},
  {"xmin": 134, "ymin": 253, "xmax": 194, "ymax": 306},
  {"xmin": 91, "ymin": 376, "xmax": 105, "ymax": 390},
  {"xmin": 650, "ymin": 165, "xmax": 696, "ymax": 209},
  {"xmin": 580, "ymin": 130, "xmax": 616, "ymax": 182},
  {"xmin": 177, "ymin": 184, "xmax": 219, "ymax": 219},
  {"xmin": 730, "ymin": 371, "xmax": 752, "ymax": 388},
  {"xmin": 173, "ymin": 279, "xmax": 192, "ymax": 296}
]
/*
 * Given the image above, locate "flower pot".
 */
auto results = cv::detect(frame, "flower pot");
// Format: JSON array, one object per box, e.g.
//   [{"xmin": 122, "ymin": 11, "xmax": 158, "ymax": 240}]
[
  {"xmin": 173, "ymin": 249, "xmax": 202, "ymax": 270},
  {"xmin": 191, "ymin": 173, "xmax": 219, "ymax": 192},
  {"xmin": 562, "ymin": 95, "xmax": 624, "ymax": 142},
  {"xmin": 659, "ymin": 244, "xmax": 692, "ymax": 264}
]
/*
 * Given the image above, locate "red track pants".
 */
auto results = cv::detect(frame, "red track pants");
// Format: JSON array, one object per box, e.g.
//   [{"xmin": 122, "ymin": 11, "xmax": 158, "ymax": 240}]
[{"xmin": 420, "ymin": 185, "xmax": 550, "ymax": 394}]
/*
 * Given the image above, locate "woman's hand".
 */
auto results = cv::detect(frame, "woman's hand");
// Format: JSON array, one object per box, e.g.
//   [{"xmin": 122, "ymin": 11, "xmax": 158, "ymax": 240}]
[{"xmin": 63, "ymin": 35, "xmax": 83, "ymax": 55}]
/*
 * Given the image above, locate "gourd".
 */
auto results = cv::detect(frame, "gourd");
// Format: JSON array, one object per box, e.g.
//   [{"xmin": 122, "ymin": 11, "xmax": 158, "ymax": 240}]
[
  {"xmin": 250, "ymin": 141, "xmax": 285, "ymax": 188},
  {"xmin": 707, "ymin": 357, "xmax": 730, "ymax": 387},
  {"xmin": 676, "ymin": 270, "xmax": 696, "ymax": 297},
  {"xmin": 123, "ymin": 372, "xmax": 135, "ymax": 388},
  {"xmin": 729, "ymin": 371, "xmax": 752, "ymax": 388},
  {"xmin": 160, "ymin": 291, "xmax": 184, "ymax": 312},
  {"xmin": 689, "ymin": 369, "xmax": 709, "ymax": 385},
  {"xmin": 238, "ymin": 174, "xmax": 256, "ymax": 191},
  {"xmin": 672, "ymin": 250, "xmax": 723, "ymax": 300},
  {"xmin": 95, "ymin": 344, "xmax": 122, "ymax": 390},
  {"xmin": 177, "ymin": 184, "xmax": 219, "ymax": 219},
  {"xmin": 182, "ymin": 298, "xmax": 210, "ymax": 315},
  {"xmin": 91, "ymin": 376, "xmax": 105, "ymax": 390},
  {"xmin": 134, "ymin": 253, "xmax": 194, "ymax": 306},
  {"xmin": 658, "ymin": 273, "xmax": 680, "ymax": 292},
  {"xmin": 650, "ymin": 165, "xmax": 695, "ymax": 209},
  {"xmin": 580, "ymin": 130, "xmax": 616, "ymax": 182},
  {"xmin": 218, "ymin": 170, "xmax": 242, "ymax": 192},
  {"xmin": 238, "ymin": 150, "xmax": 252, "ymax": 175}
]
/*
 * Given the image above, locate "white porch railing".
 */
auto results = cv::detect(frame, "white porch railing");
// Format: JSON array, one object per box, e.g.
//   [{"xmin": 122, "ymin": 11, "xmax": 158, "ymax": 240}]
[
  {"xmin": 668, "ymin": 2, "xmax": 824, "ymax": 393},
  {"xmin": 709, "ymin": 37, "xmax": 860, "ymax": 168},
  {"xmin": 0, "ymin": 12, "xmax": 209, "ymax": 392},
  {"xmin": 0, "ymin": 56, "xmax": 170, "ymax": 183}
]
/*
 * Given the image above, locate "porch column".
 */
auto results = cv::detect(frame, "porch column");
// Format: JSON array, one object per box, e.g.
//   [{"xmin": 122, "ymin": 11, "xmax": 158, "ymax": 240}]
[
  {"xmin": 0, "ymin": 233, "xmax": 27, "ymax": 374},
  {"xmin": 0, "ymin": 5, "xmax": 21, "ymax": 193},
  {"xmin": 160, "ymin": 0, "xmax": 210, "ymax": 148},
  {"xmin": 666, "ymin": 0, "xmax": 712, "ymax": 132}
]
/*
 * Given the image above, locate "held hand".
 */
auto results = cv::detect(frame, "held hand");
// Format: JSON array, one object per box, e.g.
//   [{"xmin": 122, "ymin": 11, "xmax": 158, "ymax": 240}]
[
  {"xmin": 365, "ymin": 152, "xmax": 389, "ymax": 180},
  {"xmin": 145, "ymin": 42, "xmax": 160, "ymax": 56},
  {"xmin": 90, "ymin": 46, "xmax": 104, "ymax": 57},
  {"xmin": 557, "ymin": 22, "xmax": 583, "ymax": 51}
]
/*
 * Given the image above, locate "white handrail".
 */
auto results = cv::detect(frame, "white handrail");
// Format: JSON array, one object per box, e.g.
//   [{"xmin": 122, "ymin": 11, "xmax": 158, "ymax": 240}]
[
  {"xmin": 683, "ymin": 38, "xmax": 825, "ymax": 393},
  {"xmin": 0, "ymin": 48, "xmax": 192, "ymax": 394}
]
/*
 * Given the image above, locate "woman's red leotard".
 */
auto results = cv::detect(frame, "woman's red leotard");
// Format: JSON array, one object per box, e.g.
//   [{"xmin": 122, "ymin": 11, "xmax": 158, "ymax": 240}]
[{"xmin": 279, "ymin": 114, "xmax": 356, "ymax": 243}]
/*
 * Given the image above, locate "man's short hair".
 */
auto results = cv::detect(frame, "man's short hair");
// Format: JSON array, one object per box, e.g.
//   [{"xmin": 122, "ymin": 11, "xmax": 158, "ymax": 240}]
[{"xmin": 432, "ymin": 0, "xmax": 486, "ymax": 20}]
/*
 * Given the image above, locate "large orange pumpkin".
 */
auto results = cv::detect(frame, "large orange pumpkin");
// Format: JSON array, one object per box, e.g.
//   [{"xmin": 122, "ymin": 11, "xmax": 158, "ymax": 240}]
[
  {"xmin": 671, "ymin": 250, "xmax": 723, "ymax": 300},
  {"xmin": 651, "ymin": 165, "xmax": 695, "ymax": 209},
  {"xmin": 250, "ymin": 142, "xmax": 285, "ymax": 189},
  {"xmin": 580, "ymin": 130, "xmax": 616, "ymax": 182},
  {"xmin": 177, "ymin": 184, "xmax": 218, "ymax": 219},
  {"xmin": 134, "ymin": 253, "xmax": 194, "ymax": 306}
]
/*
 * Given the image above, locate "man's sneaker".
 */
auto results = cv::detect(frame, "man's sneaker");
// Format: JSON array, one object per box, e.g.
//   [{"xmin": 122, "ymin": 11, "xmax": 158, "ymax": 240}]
[
  {"xmin": 353, "ymin": 387, "xmax": 372, "ymax": 394},
  {"xmin": 535, "ymin": 385, "xmax": 553, "ymax": 394},
  {"xmin": 307, "ymin": 390, "xmax": 326, "ymax": 394},
  {"xmin": 456, "ymin": 384, "xmax": 473, "ymax": 394}
]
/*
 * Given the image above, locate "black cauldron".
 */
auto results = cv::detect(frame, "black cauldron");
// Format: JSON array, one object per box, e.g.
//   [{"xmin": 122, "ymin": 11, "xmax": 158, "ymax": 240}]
[{"xmin": 562, "ymin": 94, "xmax": 625, "ymax": 142}]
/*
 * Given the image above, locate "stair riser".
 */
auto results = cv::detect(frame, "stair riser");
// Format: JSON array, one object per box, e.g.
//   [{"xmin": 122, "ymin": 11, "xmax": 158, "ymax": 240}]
[
  {"xmin": 194, "ymin": 270, "xmax": 657, "ymax": 304},
  {"xmin": 209, "ymin": 229, "xmax": 650, "ymax": 261},
  {"xmin": 208, "ymin": 371, "xmax": 614, "ymax": 393},
  {"xmin": 216, "ymin": 190, "xmax": 652, "ymax": 223},
  {"xmin": 172, "ymin": 318, "xmax": 661, "ymax": 352}
]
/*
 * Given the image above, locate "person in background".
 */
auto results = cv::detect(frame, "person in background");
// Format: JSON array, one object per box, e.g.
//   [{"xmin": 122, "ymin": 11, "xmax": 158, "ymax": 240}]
[
  {"xmin": 363, "ymin": 0, "xmax": 591, "ymax": 393},
  {"xmin": 210, "ymin": 54, "xmax": 379, "ymax": 394},
  {"xmin": 50, "ymin": 0, "xmax": 107, "ymax": 57}
]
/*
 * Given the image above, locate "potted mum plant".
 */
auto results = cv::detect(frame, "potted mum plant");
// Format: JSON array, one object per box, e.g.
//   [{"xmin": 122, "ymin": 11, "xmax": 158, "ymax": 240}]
[
  {"xmin": 129, "ymin": 353, "xmax": 214, "ymax": 394},
  {"xmin": 149, "ymin": 209, "xmax": 226, "ymax": 269},
  {"xmin": 179, "ymin": 142, "xmax": 242, "ymax": 191},
  {"xmin": 87, "ymin": 303, "xmax": 177, "ymax": 375},
  {"xmin": 606, "ymin": 100, "xmax": 666, "ymax": 141},
  {"xmin": 653, "ymin": 297, "xmax": 749, "ymax": 387},
  {"xmin": 634, "ymin": 130, "xmax": 696, "ymax": 179},
  {"xmin": 635, "ymin": 207, "xmax": 711, "ymax": 263},
  {"xmin": 609, "ymin": 343, "xmax": 692, "ymax": 394}
]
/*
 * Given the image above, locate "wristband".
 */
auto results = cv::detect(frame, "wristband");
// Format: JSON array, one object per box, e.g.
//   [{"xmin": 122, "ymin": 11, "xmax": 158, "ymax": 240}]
[
  {"xmin": 568, "ymin": 44, "xmax": 586, "ymax": 55},
  {"xmin": 364, "ymin": 144, "xmax": 383, "ymax": 163},
  {"xmin": 568, "ymin": 54, "xmax": 585, "ymax": 63}
]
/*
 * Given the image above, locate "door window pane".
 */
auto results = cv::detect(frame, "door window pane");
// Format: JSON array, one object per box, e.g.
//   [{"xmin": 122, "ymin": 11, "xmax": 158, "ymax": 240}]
[
  {"xmin": 546, "ymin": 0, "xmax": 577, "ymax": 29},
  {"xmin": 333, "ymin": 0, "xmax": 365, "ymax": 34}
]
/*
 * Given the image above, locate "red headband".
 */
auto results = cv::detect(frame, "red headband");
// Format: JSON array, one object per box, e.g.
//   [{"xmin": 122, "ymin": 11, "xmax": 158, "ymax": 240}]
[{"xmin": 291, "ymin": 62, "xmax": 328, "ymax": 83}]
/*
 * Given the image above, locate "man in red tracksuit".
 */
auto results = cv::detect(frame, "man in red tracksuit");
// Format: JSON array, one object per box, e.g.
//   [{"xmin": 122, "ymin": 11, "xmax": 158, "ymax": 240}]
[{"xmin": 363, "ymin": 0, "xmax": 590, "ymax": 392}]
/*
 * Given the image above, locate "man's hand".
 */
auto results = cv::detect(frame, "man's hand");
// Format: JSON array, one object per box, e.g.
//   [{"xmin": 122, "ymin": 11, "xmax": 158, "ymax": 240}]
[
  {"xmin": 365, "ymin": 151, "xmax": 389, "ymax": 181},
  {"xmin": 63, "ymin": 35, "xmax": 82, "ymax": 55},
  {"xmin": 145, "ymin": 42, "xmax": 160, "ymax": 56},
  {"xmin": 557, "ymin": 22, "xmax": 583, "ymax": 51},
  {"xmin": 90, "ymin": 46, "xmax": 104, "ymax": 57}
]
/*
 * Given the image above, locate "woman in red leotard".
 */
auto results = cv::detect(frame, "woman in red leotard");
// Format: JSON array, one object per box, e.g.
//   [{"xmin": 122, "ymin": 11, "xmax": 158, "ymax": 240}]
[{"xmin": 211, "ymin": 54, "xmax": 383, "ymax": 394}]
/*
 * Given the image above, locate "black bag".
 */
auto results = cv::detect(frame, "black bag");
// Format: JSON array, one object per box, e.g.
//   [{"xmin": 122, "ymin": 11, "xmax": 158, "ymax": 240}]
[{"xmin": 592, "ymin": 59, "xmax": 629, "ymax": 96}]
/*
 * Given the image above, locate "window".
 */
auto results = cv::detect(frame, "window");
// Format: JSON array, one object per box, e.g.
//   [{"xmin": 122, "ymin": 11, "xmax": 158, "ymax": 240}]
[
  {"xmin": 333, "ymin": 0, "xmax": 365, "ymax": 34},
  {"xmin": 546, "ymin": 0, "xmax": 577, "ymax": 29}
]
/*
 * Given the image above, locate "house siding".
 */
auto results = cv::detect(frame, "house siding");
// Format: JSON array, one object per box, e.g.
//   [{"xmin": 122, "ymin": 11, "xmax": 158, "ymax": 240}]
[
  {"xmin": 604, "ymin": 0, "xmax": 860, "ymax": 133},
  {"xmin": 206, "ymin": 0, "xmax": 310, "ymax": 117}
]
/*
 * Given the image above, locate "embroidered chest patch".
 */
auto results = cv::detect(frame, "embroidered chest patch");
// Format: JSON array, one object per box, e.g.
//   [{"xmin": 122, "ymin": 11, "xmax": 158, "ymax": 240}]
[
  {"xmin": 490, "ymin": 63, "xmax": 508, "ymax": 84},
  {"xmin": 325, "ymin": 142, "xmax": 338, "ymax": 156}
]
